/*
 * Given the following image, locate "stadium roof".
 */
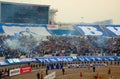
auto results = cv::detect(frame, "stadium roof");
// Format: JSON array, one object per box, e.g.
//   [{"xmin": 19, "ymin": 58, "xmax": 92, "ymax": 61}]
[{"xmin": 0, "ymin": 1, "xmax": 50, "ymax": 7}]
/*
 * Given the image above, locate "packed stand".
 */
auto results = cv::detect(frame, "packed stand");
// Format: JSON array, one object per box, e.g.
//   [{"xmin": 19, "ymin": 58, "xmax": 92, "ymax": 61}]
[{"xmin": 0, "ymin": 35, "xmax": 120, "ymax": 59}]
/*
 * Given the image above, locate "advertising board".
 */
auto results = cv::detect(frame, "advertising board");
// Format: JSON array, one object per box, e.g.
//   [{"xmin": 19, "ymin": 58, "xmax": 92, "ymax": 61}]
[
  {"xmin": 20, "ymin": 66, "xmax": 32, "ymax": 74},
  {"xmin": 9, "ymin": 68, "xmax": 20, "ymax": 76}
]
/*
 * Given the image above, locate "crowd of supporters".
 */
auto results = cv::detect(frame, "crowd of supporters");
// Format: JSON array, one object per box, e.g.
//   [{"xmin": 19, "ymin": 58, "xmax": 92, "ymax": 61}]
[{"xmin": 0, "ymin": 34, "xmax": 120, "ymax": 59}]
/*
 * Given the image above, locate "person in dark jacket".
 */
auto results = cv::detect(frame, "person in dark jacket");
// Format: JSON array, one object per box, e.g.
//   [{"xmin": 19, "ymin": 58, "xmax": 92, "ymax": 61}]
[
  {"xmin": 108, "ymin": 67, "xmax": 111, "ymax": 74},
  {"xmin": 62, "ymin": 68, "xmax": 65, "ymax": 75},
  {"xmin": 46, "ymin": 68, "xmax": 48, "ymax": 75},
  {"xmin": 0, "ymin": 70, "xmax": 2, "ymax": 79},
  {"xmin": 93, "ymin": 66, "xmax": 96, "ymax": 72},
  {"xmin": 37, "ymin": 72, "xmax": 40, "ymax": 79}
]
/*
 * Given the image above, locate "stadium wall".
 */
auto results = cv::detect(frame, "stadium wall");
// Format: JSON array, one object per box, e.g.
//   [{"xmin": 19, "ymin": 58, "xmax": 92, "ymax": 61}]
[{"xmin": 0, "ymin": 1, "xmax": 50, "ymax": 24}]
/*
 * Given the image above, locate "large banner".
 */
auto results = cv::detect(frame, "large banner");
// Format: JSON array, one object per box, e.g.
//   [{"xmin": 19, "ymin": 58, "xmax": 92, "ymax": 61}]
[
  {"xmin": 77, "ymin": 56, "xmax": 115, "ymax": 62},
  {"xmin": 75, "ymin": 25, "xmax": 106, "ymax": 36},
  {"xmin": 75, "ymin": 25, "xmax": 120, "ymax": 36},
  {"xmin": 2, "ymin": 24, "xmax": 51, "ymax": 36},
  {"xmin": 0, "ymin": 23, "xmax": 120, "ymax": 36},
  {"xmin": 0, "ymin": 60, "xmax": 9, "ymax": 66},
  {"xmin": 37, "ymin": 56, "xmax": 74, "ymax": 64},
  {"xmin": 6, "ymin": 58, "xmax": 37, "ymax": 64},
  {"xmin": 7, "ymin": 58, "xmax": 20, "ymax": 64},
  {"xmin": 0, "ymin": 56, "xmax": 118, "ymax": 66},
  {"xmin": 105, "ymin": 25, "xmax": 120, "ymax": 36}
]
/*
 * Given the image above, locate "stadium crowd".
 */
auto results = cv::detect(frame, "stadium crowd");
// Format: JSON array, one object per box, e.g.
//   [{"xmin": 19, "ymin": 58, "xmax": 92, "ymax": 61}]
[{"xmin": 0, "ymin": 34, "xmax": 120, "ymax": 59}]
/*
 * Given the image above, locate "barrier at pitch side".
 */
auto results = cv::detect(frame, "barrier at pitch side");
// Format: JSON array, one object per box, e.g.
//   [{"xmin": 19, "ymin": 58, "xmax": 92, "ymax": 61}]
[
  {"xmin": 20, "ymin": 66, "xmax": 32, "ymax": 74},
  {"xmin": 9, "ymin": 68, "xmax": 20, "ymax": 76},
  {"xmin": 9, "ymin": 66, "xmax": 32, "ymax": 77},
  {"xmin": 44, "ymin": 72, "xmax": 56, "ymax": 79}
]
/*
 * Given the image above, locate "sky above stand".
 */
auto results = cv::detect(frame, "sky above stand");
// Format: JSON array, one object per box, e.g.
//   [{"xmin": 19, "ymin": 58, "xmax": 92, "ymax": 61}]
[{"xmin": 1, "ymin": 0, "xmax": 120, "ymax": 24}]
